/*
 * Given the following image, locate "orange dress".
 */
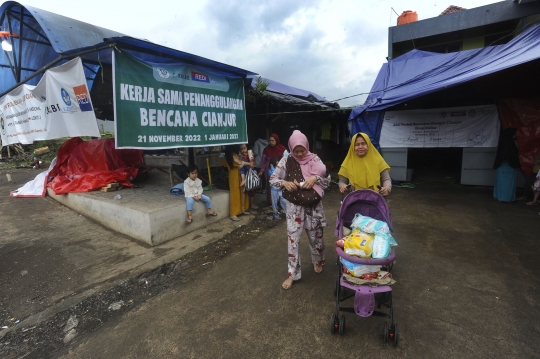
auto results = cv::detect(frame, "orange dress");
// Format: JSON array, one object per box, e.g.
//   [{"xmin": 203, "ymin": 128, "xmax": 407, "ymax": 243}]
[{"xmin": 225, "ymin": 153, "xmax": 249, "ymax": 216}]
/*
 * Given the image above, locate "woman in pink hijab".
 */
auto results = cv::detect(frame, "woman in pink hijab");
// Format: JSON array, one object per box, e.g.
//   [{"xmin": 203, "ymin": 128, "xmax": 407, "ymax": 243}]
[{"xmin": 269, "ymin": 130, "xmax": 330, "ymax": 290}]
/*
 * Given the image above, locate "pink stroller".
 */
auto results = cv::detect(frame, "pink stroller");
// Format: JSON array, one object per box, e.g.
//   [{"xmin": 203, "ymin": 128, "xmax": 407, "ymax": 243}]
[{"xmin": 331, "ymin": 189, "xmax": 398, "ymax": 344}]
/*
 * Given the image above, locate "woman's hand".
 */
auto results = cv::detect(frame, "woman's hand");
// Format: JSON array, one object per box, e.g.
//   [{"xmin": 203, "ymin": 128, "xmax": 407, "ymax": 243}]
[
  {"xmin": 258, "ymin": 172, "xmax": 263, "ymax": 177},
  {"xmin": 378, "ymin": 187, "xmax": 389, "ymax": 196},
  {"xmin": 282, "ymin": 180, "xmax": 297, "ymax": 192},
  {"xmin": 302, "ymin": 176, "xmax": 317, "ymax": 189},
  {"xmin": 339, "ymin": 183, "xmax": 350, "ymax": 193}
]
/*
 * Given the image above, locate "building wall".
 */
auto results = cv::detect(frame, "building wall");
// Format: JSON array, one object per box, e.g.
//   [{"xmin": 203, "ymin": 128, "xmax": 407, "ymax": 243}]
[{"xmin": 462, "ymin": 36, "xmax": 484, "ymax": 51}]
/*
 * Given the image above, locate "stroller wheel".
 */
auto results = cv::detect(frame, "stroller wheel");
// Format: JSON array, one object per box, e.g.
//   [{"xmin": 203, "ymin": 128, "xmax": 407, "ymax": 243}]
[
  {"xmin": 383, "ymin": 322, "xmax": 389, "ymax": 343},
  {"xmin": 338, "ymin": 315, "xmax": 345, "ymax": 335},
  {"xmin": 330, "ymin": 313, "xmax": 338, "ymax": 334},
  {"xmin": 392, "ymin": 323, "xmax": 399, "ymax": 345}
]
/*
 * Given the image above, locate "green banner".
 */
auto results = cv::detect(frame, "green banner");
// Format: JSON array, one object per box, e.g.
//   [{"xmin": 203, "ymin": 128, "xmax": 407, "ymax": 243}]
[{"xmin": 113, "ymin": 49, "xmax": 247, "ymax": 149}]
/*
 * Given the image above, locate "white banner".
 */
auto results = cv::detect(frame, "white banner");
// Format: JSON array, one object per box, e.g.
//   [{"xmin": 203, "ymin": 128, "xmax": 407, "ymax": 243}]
[
  {"xmin": 380, "ymin": 105, "xmax": 500, "ymax": 148},
  {"xmin": 0, "ymin": 57, "xmax": 100, "ymax": 145}
]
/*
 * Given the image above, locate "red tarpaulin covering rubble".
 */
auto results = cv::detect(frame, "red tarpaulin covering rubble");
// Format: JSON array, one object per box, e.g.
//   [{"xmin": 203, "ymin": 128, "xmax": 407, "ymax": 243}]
[
  {"xmin": 47, "ymin": 137, "xmax": 143, "ymax": 194},
  {"xmin": 498, "ymin": 98, "xmax": 540, "ymax": 177}
]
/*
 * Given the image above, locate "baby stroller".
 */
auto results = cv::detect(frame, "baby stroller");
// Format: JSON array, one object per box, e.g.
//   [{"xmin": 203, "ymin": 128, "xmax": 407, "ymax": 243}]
[{"xmin": 331, "ymin": 189, "xmax": 398, "ymax": 344}]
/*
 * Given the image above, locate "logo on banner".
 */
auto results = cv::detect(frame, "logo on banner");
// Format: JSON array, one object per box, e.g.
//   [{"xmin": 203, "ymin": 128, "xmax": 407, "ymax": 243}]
[
  {"xmin": 61, "ymin": 88, "xmax": 72, "ymax": 106},
  {"xmin": 156, "ymin": 67, "xmax": 170, "ymax": 79},
  {"xmin": 192, "ymin": 71, "xmax": 210, "ymax": 83},
  {"xmin": 73, "ymin": 85, "xmax": 93, "ymax": 112}
]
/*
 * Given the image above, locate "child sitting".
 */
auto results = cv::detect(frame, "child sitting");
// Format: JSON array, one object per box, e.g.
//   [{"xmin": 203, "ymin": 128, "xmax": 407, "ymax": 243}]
[
  {"xmin": 269, "ymin": 157, "xmax": 287, "ymax": 219},
  {"xmin": 239, "ymin": 144, "xmax": 252, "ymax": 191},
  {"xmin": 184, "ymin": 164, "xmax": 217, "ymax": 223}
]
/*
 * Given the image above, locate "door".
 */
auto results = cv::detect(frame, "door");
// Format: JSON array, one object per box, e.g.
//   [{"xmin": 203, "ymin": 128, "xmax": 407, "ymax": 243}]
[{"xmin": 380, "ymin": 148, "xmax": 408, "ymax": 181}]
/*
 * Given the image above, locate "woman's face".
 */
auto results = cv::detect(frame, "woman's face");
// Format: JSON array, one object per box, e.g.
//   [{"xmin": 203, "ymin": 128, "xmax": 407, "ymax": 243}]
[
  {"xmin": 354, "ymin": 136, "xmax": 369, "ymax": 157},
  {"xmin": 268, "ymin": 137, "xmax": 277, "ymax": 147},
  {"xmin": 293, "ymin": 145, "xmax": 307, "ymax": 159}
]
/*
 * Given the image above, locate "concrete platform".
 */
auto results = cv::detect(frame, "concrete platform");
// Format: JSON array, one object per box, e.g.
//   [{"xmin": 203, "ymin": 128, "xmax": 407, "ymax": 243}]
[{"xmin": 47, "ymin": 177, "xmax": 230, "ymax": 246}]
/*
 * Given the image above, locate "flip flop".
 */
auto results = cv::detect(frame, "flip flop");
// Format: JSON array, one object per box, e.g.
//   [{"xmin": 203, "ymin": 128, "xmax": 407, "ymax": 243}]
[
  {"xmin": 186, "ymin": 217, "xmax": 192, "ymax": 223},
  {"xmin": 230, "ymin": 216, "xmax": 240, "ymax": 221},
  {"xmin": 206, "ymin": 211, "xmax": 218, "ymax": 216}
]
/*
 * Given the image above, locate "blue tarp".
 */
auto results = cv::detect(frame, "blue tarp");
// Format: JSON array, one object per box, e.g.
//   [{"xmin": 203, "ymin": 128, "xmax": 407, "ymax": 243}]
[
  {"xmin": 247, "ymin": 75, "xmax": 327, "ymax": 102},
  {"xmin": 349, "ymin": 23, "xmax": 540, "ymax": 141},
  {"xmin": 0, "ymin": 1, "xmax": 255, "ymax": 97}
]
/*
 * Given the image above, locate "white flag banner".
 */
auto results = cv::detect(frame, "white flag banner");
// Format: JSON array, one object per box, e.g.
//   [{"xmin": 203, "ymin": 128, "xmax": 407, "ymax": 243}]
[
  {"xmin": 380, "ymin": 105, "xmax": 500, "ymax": 148},
  {"xmin": 0, "ymin": 57, "xmax": 100, "ymax": 145}
]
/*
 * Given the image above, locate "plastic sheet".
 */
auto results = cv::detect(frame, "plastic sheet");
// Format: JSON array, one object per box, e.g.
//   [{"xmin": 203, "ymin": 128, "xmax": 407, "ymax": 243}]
[
  {"xmin": 498, "ymin": 98, "xmax": 540, "ymax": 177},
  {"xmin": 47, "ymin": 137, "xmax": 143, "ymax": 194}
]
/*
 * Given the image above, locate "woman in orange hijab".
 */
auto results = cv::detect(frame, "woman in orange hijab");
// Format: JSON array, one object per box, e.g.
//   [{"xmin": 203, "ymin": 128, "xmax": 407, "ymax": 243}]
[{"xmin": 338, "ymin": 132, "xmax": 392, "ymax": 196}]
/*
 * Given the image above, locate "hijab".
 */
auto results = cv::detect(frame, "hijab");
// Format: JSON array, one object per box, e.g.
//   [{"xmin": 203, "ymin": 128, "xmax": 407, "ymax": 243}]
[
  {"xmin": 493, "ymin": 128, "xmax": 520, "ymax": 169},
  {"xmin": 338, "ymin": 132, "xmax": 390, "ymax": 191},
  {"xmin": 288, "ymin": 130, "xmax": 326, "ymax": 196},
  {"xmin": 263, "ymin": 133, "xmax": 287, "ymax": 159}
]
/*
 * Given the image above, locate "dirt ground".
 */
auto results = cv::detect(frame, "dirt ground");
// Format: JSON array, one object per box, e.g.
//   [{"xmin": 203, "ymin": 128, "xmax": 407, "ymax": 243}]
[
  {"xmin": 1, "ymin": 167, "xmax": 540, "ymax": 358},
  {"xmin": 0, "ymin": 167, "xmax": 280, "ymax": 358}
]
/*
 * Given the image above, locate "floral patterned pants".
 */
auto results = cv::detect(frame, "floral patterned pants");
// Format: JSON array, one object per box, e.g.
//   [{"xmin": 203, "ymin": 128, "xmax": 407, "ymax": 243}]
[{"xmin": 286, "ymin": 201, "xmax": 326, "ymax": 280}]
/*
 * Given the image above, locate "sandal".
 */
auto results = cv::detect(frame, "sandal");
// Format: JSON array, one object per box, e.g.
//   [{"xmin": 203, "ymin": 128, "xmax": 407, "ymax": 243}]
[
  {"xmin": 526, "ymin": 201, "xmax": 538, "ymax": 205},
  {"xmin": 186, "ymin": 216, "xmax": 192, "ymax": 223},
  {"xmin": 230, "ymin": 216, "xmax": 240, "ymax": 221},
  {"xmin": 206, "ymin": 211, "xmax": 218, "ymax": 216}
]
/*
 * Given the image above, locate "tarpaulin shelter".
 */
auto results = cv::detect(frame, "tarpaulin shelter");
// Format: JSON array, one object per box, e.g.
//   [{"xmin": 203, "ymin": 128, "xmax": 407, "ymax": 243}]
[
  {"xmin": 348, "ymin": 22, "xmax": 540, "ymax": 184},
  {"xmin": 0, "ymin": 1, "xmax": 256, "ymax": 194},
  {"xmin": 0, "ymin": 1, "xmax": 256, "ymax": 121}
]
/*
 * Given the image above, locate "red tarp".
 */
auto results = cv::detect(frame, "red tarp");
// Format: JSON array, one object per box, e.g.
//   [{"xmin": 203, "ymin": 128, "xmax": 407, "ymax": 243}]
[
  {"xmin": 498, "ymin": 98, "xmax": 540, "ymax": 177},
  {"xmin": 47, "ymin": 137, "xmax": 143, "ymax": 194}
]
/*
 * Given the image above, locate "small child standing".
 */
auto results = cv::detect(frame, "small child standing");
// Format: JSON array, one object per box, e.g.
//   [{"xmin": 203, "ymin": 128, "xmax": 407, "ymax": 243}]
[
  {"xmin": 527, "ymin": 171, "xmax": 540, "ymax": 205},
  {"xmin": 239, "ymin": 144, "xmax": 252, "ymax": 191},
  {"xmin": 269, "ymin": 157, "xmax": 287, "ymax": 219},
  {"xmin": 184, "ymin": 164, "xmax": 217, "ymax": 223}
]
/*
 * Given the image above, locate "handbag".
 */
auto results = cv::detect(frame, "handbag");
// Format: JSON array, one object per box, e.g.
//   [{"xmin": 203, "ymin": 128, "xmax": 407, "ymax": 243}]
[
  {"xmin": 245, "ymin": 168, "xmax": 260, "ymax": 191},
  {"xmin": 281, "ymin": 156, "xmax": 322, "ymax": 207}
]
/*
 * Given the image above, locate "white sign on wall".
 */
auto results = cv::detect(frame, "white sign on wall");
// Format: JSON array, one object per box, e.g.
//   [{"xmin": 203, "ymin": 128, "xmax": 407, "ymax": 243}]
[{"xmin": 380, "ymin": 105, "xmax": 500, "ymax": 148}]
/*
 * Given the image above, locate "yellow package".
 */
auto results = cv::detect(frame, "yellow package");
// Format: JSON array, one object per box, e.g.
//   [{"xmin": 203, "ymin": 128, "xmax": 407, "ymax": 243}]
[{"xmin": 344, "ymin": 228, "xmax": 374, "ymax": 258}]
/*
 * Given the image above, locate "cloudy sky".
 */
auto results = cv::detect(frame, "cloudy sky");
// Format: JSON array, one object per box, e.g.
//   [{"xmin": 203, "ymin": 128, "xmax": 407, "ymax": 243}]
[{"xmin": 13, "ymin": 0, "xmax": 497, "ymax": 107}]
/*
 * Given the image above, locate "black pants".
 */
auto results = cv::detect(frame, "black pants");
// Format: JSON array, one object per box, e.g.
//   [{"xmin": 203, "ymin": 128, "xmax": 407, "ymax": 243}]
[{"xmin": 524, "ymin": 173, "xmax": 537, "ymax": 200}]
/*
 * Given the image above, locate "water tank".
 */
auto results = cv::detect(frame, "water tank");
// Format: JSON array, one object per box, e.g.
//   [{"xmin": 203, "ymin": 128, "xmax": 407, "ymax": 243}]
[{"xmin": 397, "ymin": 10, "xmax": 418, "ymax": 25}]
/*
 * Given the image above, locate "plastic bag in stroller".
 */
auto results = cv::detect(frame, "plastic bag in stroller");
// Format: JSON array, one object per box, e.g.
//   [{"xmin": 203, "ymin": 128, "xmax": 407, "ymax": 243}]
[{"xmin": 331, "ymin": 189, "xmax": 399, "ymax": 344}]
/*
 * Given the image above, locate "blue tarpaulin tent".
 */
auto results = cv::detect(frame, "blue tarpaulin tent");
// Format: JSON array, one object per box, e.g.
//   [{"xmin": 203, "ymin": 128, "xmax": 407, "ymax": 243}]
[{"xmin": 349, "ymin": 23, "xmax": 540, "ymax": 147}]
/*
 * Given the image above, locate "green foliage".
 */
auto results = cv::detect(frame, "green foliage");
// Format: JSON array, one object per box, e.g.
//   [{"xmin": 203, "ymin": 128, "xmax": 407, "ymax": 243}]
[{"xmin": 246, "ymin": 76, "xmax": 270, "ymax": 106}]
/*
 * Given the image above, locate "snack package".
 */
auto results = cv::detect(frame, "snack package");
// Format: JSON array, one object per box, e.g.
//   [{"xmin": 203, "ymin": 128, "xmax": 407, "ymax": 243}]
[
  {"xmin": 340, "ymin": 258, "xmax": 380, "ymax": 278},
  {"xmin": 344, "ymin": 228, "xmax": 374, "ymax": 258},
  {"xmin": 351, "ymin": 214, "xmax": 389, "ymax": 234},
  {"xmin": 371, "ymin": 232, "xmax": 398, "ymax": 259}
]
